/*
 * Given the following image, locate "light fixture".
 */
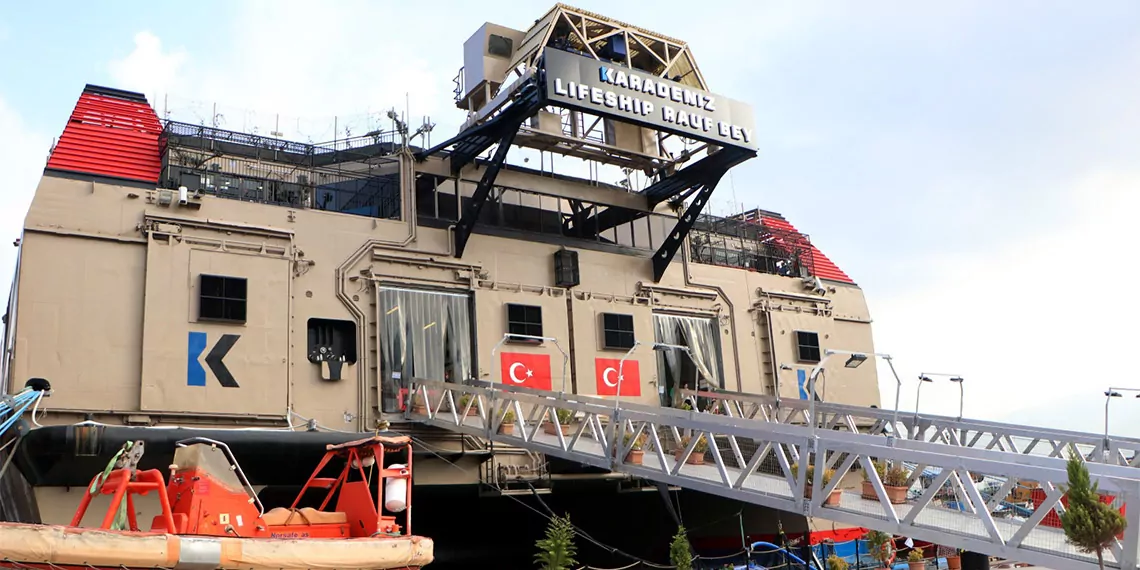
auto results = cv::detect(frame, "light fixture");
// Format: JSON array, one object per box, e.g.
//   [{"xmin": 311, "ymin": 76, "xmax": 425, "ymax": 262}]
[
  {"xmin": 1107, "ymin": 391, "xmax": 1123, "ymax": 398},
  {"xmin": 844, "ymin": 354, "xmax": 867, "ymax": 369},
  {"xmin": 950, "ymin": 377, "xmax": 964, "ymax": 383},
  {"xmin": 918, "ymin": 375, "xmax": 933, "ymax": 383}
]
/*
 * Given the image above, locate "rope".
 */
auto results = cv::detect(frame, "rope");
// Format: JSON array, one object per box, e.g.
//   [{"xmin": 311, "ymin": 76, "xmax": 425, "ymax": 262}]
[{"xmin": 87, "ymin": 442, "xmax": 133, "ymax": 531}]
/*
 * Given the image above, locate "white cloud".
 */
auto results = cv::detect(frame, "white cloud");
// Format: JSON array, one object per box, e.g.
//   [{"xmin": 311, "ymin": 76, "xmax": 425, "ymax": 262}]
[
  {"xmin": 107, "ymin": 32, "xmax": 188, "ymax": 103},
  {"xmin": 871, "ymin": 169, "xmax": 1140, "ymax": 432},
  {"xmin": 0, "ymin": 98, "xmax": 52, "ymax": 310}
]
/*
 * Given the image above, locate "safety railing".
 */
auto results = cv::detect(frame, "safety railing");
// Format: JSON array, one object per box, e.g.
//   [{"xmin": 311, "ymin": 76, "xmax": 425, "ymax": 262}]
[
  {"xmin": 683, "ymin": 388, "xmax": 1140, "ymax": 467},
  {"xmin": 405, "ymin": 378, "xmax": 1140, "ymax": 570}
]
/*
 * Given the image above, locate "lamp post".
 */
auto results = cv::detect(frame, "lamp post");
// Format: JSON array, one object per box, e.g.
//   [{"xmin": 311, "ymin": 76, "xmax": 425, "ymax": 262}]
[
  {"xmin": 1104, "ymin": 387, "xmax": 1140, "ymax": 460},
  {"xmin": 917, "ymin": 372, "xmax": 965, "ymax": 420},
  {"xmin": 776, "ymin": 363, "xmax": 793, "ymax": 408},
  {"xmin": 489, "ymin": 333, "xmax": 569, "ymax": 392},
  {"xmin": 608, "ymin": 340, "xmax": 643, "ymax": 464},
  {"xmin": 915, "ymin": 375, "xmax": 933, "ymax": 421},
  {"xmin": 805, "ymin": 350, "xmax": 901, "ymax": 436}
]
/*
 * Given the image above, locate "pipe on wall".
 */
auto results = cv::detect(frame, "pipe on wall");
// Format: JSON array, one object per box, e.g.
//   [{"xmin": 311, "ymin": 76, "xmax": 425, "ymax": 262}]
[{"xmin": 679, "ymin": 244, "xmax": 744, "ymax": 393}]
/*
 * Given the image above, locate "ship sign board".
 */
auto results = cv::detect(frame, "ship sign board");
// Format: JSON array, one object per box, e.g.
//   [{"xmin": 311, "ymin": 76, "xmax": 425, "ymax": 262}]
[{"xmin": 542, "ymin": 48, "xmax": 758, "ymax": 151}]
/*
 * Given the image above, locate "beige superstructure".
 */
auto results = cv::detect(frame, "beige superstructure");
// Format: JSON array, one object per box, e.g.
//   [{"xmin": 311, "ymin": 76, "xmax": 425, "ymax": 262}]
[{"xmin": 1, "ymin": 8, "xmax": 879, "ymax": 535}]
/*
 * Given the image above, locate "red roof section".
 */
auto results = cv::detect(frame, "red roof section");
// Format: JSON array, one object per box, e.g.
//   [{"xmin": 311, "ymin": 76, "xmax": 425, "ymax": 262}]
[
  {"xmin": 45, "ymin": 85, "xmax": 162, "ymax": 183},
  {"xmin": 760, "ymin": 214, "xmax": 854, "ymax": 284}
]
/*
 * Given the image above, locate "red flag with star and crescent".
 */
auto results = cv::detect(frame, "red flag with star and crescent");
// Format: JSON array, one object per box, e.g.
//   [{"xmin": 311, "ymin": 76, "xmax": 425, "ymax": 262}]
[
  {"xmin": 595, "ymin": 357, "xmax": 640, "ymax": 397},
  {"xmin": 500, "ymin": 352, "xmax": 552, "ymax": 390}
]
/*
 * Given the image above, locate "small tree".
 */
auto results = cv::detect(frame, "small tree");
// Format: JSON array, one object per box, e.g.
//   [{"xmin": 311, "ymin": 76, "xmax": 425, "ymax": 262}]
[
  {"xmin": 1060, "ymin": 452, "xmax": 1126, "ymax": 570},
  {"xmin": 670, "ymin": 526, "xmax": 693, "ymax": 570},
  {"xmin": 535, "ymin": 514, "xmax": 578, "ymax": 570},
  {"xmin": 866, "ymin": 530, "xmax": 894, "ymax": 568}
]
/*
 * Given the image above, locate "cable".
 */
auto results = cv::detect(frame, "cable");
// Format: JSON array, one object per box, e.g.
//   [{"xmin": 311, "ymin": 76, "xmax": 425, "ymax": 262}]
[{"xmin": 29, "ymin": 392, "xmax": 43, "ymax": 428}]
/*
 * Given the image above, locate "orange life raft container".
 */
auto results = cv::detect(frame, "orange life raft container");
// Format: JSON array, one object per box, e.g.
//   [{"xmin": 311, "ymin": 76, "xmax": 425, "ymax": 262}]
[{"xmin": 0, "ymin": 435, "xmax": 433, "ymax": 569}]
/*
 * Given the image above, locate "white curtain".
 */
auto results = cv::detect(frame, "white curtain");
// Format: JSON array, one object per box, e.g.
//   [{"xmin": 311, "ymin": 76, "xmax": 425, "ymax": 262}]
[
  {"xmin": 377, "ymin": 287, "xmax": 473, "ymax": 412},
  {"xmin": 653, "ymin": 314, "xmax": 724, "ymax": 402}
]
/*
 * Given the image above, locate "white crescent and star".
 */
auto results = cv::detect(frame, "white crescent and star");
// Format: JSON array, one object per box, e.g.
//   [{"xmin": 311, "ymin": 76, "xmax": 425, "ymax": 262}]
[
  {"xmin": 508, "ymin": 362, "xmax": 533, "ymax": 384},
  {"xmin": 602, "ymin": 367, "xmax": 623, "ymax": 388}
]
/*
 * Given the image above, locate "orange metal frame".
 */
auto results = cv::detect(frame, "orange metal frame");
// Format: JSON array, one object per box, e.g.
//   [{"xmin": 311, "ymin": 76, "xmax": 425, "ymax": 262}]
[
  {"xmin": 71, "ymin": 468, "xmax": 176, "ymax": 532},
  {"xmin": 292, "ymin": 439, "xmax": 413, "ymax": 537}
]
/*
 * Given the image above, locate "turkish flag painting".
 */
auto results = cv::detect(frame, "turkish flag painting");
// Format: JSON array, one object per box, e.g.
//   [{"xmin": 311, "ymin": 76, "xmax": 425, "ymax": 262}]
[
  {"xmin": 500, "ymin": 352, "xmax": 553, "ymax": 390},
  {"xmin": 595, "ymin": 358, "xmax": 640, "ymax": 397}
]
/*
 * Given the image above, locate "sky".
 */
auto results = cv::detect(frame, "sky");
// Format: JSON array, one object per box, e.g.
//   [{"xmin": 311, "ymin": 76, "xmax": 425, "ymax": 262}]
[{"xmin": 0, "ymin": 1, "xmax": 1138, "ymax": 434}]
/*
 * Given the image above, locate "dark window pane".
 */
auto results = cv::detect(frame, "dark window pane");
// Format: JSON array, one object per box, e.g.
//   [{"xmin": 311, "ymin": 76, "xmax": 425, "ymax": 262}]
[{"xmin": 201, "ymin": 275, "xmax": 224, "ymax": 297}]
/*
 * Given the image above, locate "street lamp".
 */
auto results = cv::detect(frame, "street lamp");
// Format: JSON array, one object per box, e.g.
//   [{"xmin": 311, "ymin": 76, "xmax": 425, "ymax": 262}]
[
  {"xmin": 1104, "ymin": 387, "xmax": 1140, "ymax": 459},
  {"xmin": 489, "ymin": 333, "xmax": 570, "ymax": 392},
  {"xmin": 805, "ymin": 349, "xmax": 901, "ymax": 436},
  {"xmin": 917, "ymin": 372, "xmax": 966, "ymax": 420},
  {"xmin": 915, "ymin": 375, "xmax": 933, "ymax": 420},
  {"xmin": 776, "ymin": 363, "xmax": 793, "ymax": 408}
]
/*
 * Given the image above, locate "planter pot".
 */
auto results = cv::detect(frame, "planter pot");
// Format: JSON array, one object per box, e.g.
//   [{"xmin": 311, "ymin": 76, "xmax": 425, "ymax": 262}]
[
  {"xmin": 412, "ymin": 404, "xmax": 428, "ymax": 415},
  {"xmin": 460, "ymin": 403, "xmax": 479, "ymax": 416},
  {"xmin": 824, "ymin": 489, "xmax": 842, "ymax": 506},
  {"xmin": 909, "ymin": 562, "xmax": 925, "ymax": 570},
  {"xmin": 803, "ymin": 487, "xmax": 842, "ymax": 506},
  {"xmin": 946, "ymin": 556, "xmax": 961, "ymax": 570},
  {"xmin": 498, "ymin": 423, "xmax": 515, "ymax": 436},
  {"xmin": 625, "ymin": 450, "xmax": 644, "ymax": 465},
  {"xmin": 543, "ymin": 421, "xmax": 570, "ymax": 436},
  {"xmin": 675, "ymin": 450, "xmax": 705, "ymax": 465},
  {"xmin": 862, "ymin": 480, "xmax": 908, "ymax": 504}
]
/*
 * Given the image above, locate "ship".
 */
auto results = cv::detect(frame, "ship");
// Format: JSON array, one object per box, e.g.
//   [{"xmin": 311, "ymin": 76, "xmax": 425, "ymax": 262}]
[{"xmin": 0, "ymin": 3, "xmax": 879, "ymax": 566}]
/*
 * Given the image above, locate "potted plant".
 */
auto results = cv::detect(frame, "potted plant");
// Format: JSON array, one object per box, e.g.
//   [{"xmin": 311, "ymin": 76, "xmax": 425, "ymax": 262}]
[
  {"xmin": 944, "ymin": 548, "xmax": 962, "ymax": 570},
  {"xmin": 499, "ymin": 409, "xmax": 516, "ymax": 435},
  {"xmin": 458, "ymin": 393, "xmax": 478, "ymax": 416},
  {"xmin": 674, "ymin": 435, "xmax": 708, "ymax": 465},
  {"xmin": 861, "ymin": 460, "xmax": 910, "ymax": 504},
  {"xmin": 623, "ymin": 432, "xmax": 646, "ymax": 465},
  {"xmin": 828, "ymin": 554, "xmax": 849, "ymax": 570},
  {"xmin": 866, "ymin": 530, "xmax": 894, "ymax": 569},
  {"xmin": 544, "ymin": 408, "xmax": 575, "ymax": 436},
  {"xmin": 411, "ymin": 392, "xmax": 428, "ymax": 415},
  {"xmin": 907, "ymin": 547, "xmax": 925, "ymax": 570},
  {"xmin": 791, "ymin": 462, "xmax": 841, "ymax": 506}
]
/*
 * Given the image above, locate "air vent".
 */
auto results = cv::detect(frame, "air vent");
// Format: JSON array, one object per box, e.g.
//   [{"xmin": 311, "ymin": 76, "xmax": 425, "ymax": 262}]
[{"xmin": 554, "ymin": 248, "xmax": 580, "ymax": 288}]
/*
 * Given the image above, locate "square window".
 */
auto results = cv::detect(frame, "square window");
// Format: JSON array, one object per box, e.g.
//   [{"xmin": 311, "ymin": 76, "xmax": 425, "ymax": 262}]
[
  {"xmin": 795, "ymin": 331, "xmax": 821, "ymax": 363},
  {"xmin": 199, "ymin": 274, "xmax": 247, "ymax": 324},
  {"xmin": 507, "ymin": 303, "xmax": 543, "ymax": 341},
  {"xmin": 488, "ymin": 34, "xmax": 514, "ymax": 58},
  {"xmin": 601, "ymin": 313, "xmax": 635, "ymax": 350}
]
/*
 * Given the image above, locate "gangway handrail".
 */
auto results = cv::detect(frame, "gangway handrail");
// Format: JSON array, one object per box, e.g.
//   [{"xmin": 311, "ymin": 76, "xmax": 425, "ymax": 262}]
[
  {"xmin": 405, "ymin": 377, "xmax": 1140, "ymax": 570},
  {"xmin": 682, "ymin": 387, "xmax": 1140, "ymax": 464}
]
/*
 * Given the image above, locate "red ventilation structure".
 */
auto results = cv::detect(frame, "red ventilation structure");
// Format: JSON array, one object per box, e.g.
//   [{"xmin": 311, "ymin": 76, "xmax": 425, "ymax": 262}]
[
  {"xmin": 758, "ymin": 215, "xmax": 853, "ymax": 284},
  {"xmin": 734, "ymin": 209, "xmax": 853, "ymax": 284},
  {"xmin": 45, "ymin": 85, "xmax": 162, "ymax": 184}
]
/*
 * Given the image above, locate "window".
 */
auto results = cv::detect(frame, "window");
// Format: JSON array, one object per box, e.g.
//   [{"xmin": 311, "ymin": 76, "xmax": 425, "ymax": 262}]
[
  {"xmin": 199, "ymin": 275, "xmax": 247, "ymax": 323},
  {"xmin": 488, "ymin": 34, "xmax": 513, "ymax": 58},
  {"xmin": 601, "ymin": 313, "xmax": 635, "ymax": 350},
  {"xmin": 507, "ymin": 304, "xmax": 543, "ymax": 341},
  {"xmin": 795, "ymin": 331, "xmax": 821, "ymax": 363}
]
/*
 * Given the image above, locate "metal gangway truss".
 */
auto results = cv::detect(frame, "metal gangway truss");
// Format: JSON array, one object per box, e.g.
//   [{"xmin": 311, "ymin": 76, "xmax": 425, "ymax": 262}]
[{"xmin": 405, "ymin": 379, "xmax": 1140, "ymax": 570}]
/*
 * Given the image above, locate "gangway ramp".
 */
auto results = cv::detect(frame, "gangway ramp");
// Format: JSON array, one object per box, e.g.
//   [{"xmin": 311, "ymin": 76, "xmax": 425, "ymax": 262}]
[
  {"xmin": 689, "ymin": 388, "xmax": 1140, "ymax": 467},
  {"xmin": 406, "ymin": 379, "xmax": 1140, "ymax": 570}
]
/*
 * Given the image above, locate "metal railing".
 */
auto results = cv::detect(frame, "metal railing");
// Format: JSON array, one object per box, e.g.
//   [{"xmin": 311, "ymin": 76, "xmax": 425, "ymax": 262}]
[
  {"xmin": 404, "ymin": 377, "xmax": 1140, "ymax": 570},
  {"xmin": 685, "ymin": 388, "xmax": 1140, "ymax": 467}
]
